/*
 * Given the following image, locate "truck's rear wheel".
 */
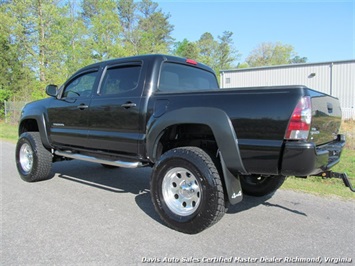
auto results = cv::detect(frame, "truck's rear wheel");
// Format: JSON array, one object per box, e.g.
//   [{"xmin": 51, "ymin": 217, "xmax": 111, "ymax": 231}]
[
  {"xmin": 150, "ymin": 147, "xmax": 226, "ymax": 234},
  {"xmin": 16, "ymin": 132, "xmax": 53, "ymax": 182},
  {"xmin": 240, "ymin": 175, "xmax": 285, "ymax": 197}
]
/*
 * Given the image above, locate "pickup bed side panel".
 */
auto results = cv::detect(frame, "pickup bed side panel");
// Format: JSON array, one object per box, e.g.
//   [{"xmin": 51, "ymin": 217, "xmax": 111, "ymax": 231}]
[
  {"xmin": 147, "ymin": 88, "xmax": 302, "ymax": 176},
  {"xmin": 146, "ymin": 107, "xmax": 248, "ymax": 204}
]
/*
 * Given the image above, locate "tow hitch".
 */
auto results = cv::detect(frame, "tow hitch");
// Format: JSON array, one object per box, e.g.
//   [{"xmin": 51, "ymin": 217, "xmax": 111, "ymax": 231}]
[{"xmin": 317, "ymin": 171, "xmax": 355, "ymax": 192}]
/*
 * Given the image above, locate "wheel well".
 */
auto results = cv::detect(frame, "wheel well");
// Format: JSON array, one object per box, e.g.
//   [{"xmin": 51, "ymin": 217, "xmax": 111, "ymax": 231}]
[
  {"xmin": 156, "ymin": 124, "xmax": 230, "ymax": 204},
  {"xmin": 157, "ymin": 124, "xmax": 218, "ymax": 159},
  {"xmin": 19, "ymin": 119, "xmax": 39, "ymax": 136}
]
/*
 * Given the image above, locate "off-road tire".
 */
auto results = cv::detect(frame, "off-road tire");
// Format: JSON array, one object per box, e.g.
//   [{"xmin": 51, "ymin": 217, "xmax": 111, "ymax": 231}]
[
  {"xmin": 150, "ymin": 147, "xmax": 226, "ymax": 234},
  {"xmin": 16, "ymin": 132, "xmax": 53, "ymax": 182},
  {"xmin": 240, "ymin": 175, "xmax": 286, "ymax": 197}
]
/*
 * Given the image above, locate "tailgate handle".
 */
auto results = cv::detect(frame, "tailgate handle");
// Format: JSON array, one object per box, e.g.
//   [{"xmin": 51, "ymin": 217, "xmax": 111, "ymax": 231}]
[{"xmin": 327, "ymin": 103, "xmax": 333, "ymax": 113}]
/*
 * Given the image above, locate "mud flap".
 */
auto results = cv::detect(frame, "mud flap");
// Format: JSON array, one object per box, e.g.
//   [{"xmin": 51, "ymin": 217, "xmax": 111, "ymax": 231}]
[{"xmin": 219, "ymin": 153, "xmax": 243, "ymax": 205}]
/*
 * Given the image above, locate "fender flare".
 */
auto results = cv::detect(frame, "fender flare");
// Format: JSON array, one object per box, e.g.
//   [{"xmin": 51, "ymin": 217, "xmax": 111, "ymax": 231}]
[
  {"xmin": 19, "ymin": 106, "xmax": 52, "ymax": 150},
  {"xmin": 146, "ymin": 107, "xmax": 248, "ymax": 204}
]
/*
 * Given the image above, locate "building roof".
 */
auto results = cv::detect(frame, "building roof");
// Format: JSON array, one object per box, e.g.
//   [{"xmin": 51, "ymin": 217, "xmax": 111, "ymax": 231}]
[{"xmin": 220, "ymin": 59, "xmax": 355, "ymax": 73}]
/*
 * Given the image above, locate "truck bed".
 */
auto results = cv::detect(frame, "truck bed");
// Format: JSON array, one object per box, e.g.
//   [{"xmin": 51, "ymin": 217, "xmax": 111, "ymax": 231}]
[{"xmin": 149, "ymin": 85, "xmax": 342, "ymax": 175}]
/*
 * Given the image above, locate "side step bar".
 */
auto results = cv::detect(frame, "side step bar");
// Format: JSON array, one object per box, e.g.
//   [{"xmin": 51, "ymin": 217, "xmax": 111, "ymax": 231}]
[
  {"xmin": 54, "ymin": 150, "xmax": 144, "ymax": 169},
  {"xmin": 317, "ymin": 171, "xmax": 355, "ymax": 192}
]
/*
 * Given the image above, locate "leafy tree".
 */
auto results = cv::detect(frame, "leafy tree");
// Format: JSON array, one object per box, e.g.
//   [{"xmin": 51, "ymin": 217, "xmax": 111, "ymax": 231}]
[
  {"xmin": 137, "ymin": 0, "xmax": 174, "ymax": 54},
  {"xmin": 0, "ymin": 35, "xmax": 31, "ymax": 98},
  {"xmin": 291, "ymin": 55, "xmax": 308, "ymax": 64},
  {"xmin": 0, "ymin": 2, "xmax": 35, "ymax": 102},
  {"xmin": 0, "ymin": 32, "xmax": 14, "ymax": 115},
  {"xmin": 4, "ymin": 0, "xmax": 313, "ymax": 107},
  {"xmin": 174, "ymin": 39, "xmax": 199, "ymax": 59},
  {"xmin": 81, "ymin": 0, "xmax": 124, "ymax": 61},
  {"xmin": 0, "ymin": 0, "xmax": 174, "ymax": 104},
  {"xmin": 138, "ymin": 11, "xmax": 174, "ymax": 54},
  {"xmin": 237, "ymin": 62, "xmax": 250, "ymax": 69},
  {"xmin": 62, "ymin": 0, "xmax": 92, "ymax": 76},
  {"xmin": 117, "ymin": 0, "xmax": 139, "ymax": 55},
  {"xmin": 3, "ymin": 0, "xmax": 70, "ymax": 99},
  {"xmin": 215, "ymin": 31, "xmax": 238, "ymax": 71},
  {"xmin": 173, "ymin": 31, "xmax": 239, "ymax": 74},
  {"xmin": 118, "ymin": 0, "xmax": 174, "ymax": 55},
  {"xmin": 197, "ymin": 32, "xmax": 218, "ymax": 68},
  {"xmin": 246, "ymin": 42, "xmax": 307, "ymax": 67}
]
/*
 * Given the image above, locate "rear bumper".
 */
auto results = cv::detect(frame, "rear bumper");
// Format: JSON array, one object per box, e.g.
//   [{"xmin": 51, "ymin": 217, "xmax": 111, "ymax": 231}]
[{"xmin": 280, "ymin": 134, "xmax": 346, "ymax": 176}]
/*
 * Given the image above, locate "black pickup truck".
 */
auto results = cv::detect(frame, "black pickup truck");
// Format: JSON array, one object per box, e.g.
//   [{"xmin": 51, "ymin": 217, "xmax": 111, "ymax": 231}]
[{"xmin": 15, "ymin": 54, "xmax": 351, "ymax": 234}]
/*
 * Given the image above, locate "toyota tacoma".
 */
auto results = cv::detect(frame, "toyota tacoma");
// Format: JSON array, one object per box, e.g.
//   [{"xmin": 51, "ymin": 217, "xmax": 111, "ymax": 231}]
[{"xmin": 15, "ymin": 54, "xmax": 352, "ymax": 234}]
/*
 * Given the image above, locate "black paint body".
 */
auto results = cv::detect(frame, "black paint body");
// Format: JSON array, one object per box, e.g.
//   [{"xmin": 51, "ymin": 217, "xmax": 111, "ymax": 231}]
[{"xmin": 20, "ymin": 54, "xmax": 344, "ymax": 182}]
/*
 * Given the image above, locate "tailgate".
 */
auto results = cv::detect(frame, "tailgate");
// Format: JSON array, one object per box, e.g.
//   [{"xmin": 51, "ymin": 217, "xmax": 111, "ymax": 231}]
[{"xmin": 309, "ymin": 92, "xmax": 342, "ymax": 145}]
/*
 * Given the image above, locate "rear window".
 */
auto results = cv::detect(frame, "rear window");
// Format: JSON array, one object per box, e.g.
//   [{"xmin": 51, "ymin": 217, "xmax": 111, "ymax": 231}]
[{"xmin": 158, "ymin": 62, "xmax": 219, "ymax": 92}]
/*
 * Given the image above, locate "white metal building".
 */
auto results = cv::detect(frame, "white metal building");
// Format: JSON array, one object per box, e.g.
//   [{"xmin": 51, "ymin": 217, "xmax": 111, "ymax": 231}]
[{"xmin": 220, "ymin": 60, "xmax": 355, "ymax": 120}]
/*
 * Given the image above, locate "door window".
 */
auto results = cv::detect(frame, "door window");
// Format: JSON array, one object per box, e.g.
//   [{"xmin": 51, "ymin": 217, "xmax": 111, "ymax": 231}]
[
  {"xmin": 100, "ymin": 65, "xmax": 141, "ymax": 95},
  {"xmin": 63, "ymin": 71, "xmax": 98, "ymax": 98}
]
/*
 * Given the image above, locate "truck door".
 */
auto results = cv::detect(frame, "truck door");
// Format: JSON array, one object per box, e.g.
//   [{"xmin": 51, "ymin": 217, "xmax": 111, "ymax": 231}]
[
  {"xmin": 47, "ymin": 69, "xmax": 99, "ymax": 147},
  {"xmin": 87, "ymin": 62, "xmax": 144, "ymax": 155}
]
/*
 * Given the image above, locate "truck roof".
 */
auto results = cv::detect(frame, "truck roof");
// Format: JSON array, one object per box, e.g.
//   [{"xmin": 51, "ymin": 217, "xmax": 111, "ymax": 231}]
[{"xmin": 77, "ymin": 54, "xmax": 215, "ymax": 74}]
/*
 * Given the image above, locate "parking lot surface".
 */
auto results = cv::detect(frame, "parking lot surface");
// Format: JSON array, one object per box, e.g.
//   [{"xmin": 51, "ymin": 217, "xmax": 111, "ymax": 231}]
[{"xmin": 1, "ymin": 140, "xmax": 354, "ymax": 265}]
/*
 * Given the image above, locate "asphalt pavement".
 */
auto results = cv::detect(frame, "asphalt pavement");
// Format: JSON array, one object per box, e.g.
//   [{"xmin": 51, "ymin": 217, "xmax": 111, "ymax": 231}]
[{"xmin": 1, "ymin": 140, "xmax": 354, "ymax": 265}]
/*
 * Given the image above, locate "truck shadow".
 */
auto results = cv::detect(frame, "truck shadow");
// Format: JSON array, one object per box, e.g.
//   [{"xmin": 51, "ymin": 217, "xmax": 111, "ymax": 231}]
[
  {"xmin": 52, "ymin": 160, "xmax": 306, "ymax": 227},
  {"xmin": 227, "ymin": 195, "xmax": 307, "ymax": 217},
  {"xmin": 52, "ymin": 160, "xmax": 163, "ymax": 224}
]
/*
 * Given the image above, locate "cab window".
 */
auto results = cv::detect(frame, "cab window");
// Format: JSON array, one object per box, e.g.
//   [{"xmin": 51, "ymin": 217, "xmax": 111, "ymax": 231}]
[
  {"xmin": 63, "ymin": 71, "xmax": 98, "ymax": 98},
  {"xmin": 158, "ymin": 63, "xmax": 219, "ymax": 92},
  {"xmin": 100, "ymin": 65, "xmax": 141, "ymax": 95}
]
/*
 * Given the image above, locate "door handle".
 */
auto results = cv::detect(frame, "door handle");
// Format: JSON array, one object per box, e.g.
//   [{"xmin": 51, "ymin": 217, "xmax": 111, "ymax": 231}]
[
  {"xmin": 121, "ymin": 102, "xmax": 137, "ymax": 109},
  {"xmin": 77, "ymin": 104, "xmax": 89, "ymax": 110}
]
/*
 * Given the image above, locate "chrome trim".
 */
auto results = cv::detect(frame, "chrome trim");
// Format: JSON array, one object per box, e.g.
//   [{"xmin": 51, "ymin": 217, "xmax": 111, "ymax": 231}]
[{"xmin": 54, "ymin": 150, "xmax": 143, "ymax": 168}]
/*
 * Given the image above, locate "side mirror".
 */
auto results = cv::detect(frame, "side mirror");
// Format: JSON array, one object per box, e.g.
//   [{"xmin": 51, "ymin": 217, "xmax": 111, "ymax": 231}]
[{"xmin": 46, "ymin": 84, "xmax": 58, "ymax": 97}]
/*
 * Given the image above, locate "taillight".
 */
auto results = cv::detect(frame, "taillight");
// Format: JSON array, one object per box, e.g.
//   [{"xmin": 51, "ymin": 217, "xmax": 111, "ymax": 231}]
[{"xmin": 285, "ymin": 96, "xmax": 312, "ymax": 140}]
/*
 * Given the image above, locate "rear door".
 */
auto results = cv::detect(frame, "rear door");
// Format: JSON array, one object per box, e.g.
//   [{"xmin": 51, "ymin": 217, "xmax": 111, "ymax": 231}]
[
  {"xmin": 86, "ymin": 61, "xmax": 144, "ymax": 155},
  {"xmin": 47, "ymin": 68, "xmax": 100, "ymax": 147}
]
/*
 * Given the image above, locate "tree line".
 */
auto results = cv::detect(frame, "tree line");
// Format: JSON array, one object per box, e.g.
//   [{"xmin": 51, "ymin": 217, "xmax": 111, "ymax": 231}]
[{"xmin": 0, "ymin": 0, "xmax": 307, "ymax": 109}]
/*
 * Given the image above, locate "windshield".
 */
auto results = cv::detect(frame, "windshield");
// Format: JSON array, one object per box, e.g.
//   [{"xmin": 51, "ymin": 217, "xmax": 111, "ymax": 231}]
[{"xmin": 158, "ymin": 62, "xmax": 219, "ymax": 92}]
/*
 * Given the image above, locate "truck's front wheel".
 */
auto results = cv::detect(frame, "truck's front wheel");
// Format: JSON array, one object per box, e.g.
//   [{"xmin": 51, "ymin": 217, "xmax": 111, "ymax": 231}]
[
  {"xmin": 150, "ymin": 147, "xmax": 226, "ymax": 234},
  {"xmin": 16, "ymin": 132, "xmax": 53, "ymax": 182},
  {"xmin": 240, "ymin": 175, "xmax": 286, "ymax": 197}
]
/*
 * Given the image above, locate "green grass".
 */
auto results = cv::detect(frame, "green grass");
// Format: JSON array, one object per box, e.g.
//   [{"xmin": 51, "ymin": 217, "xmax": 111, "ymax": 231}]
[
  {"xmin": 0, "ymin": 121, "xmax": 18, "ymax": 142},
  {"xmin": 1, "ymin": 120, "xmax": 354, "ymax": 199}
]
